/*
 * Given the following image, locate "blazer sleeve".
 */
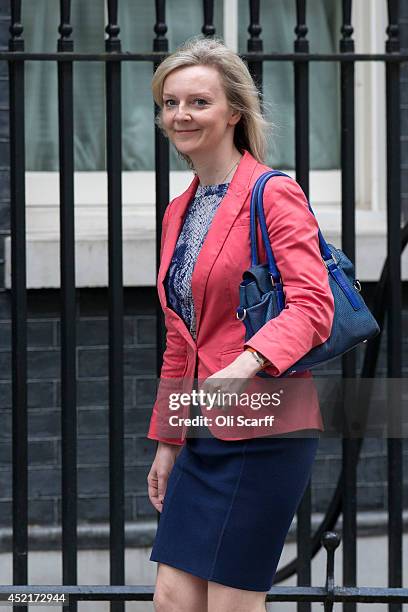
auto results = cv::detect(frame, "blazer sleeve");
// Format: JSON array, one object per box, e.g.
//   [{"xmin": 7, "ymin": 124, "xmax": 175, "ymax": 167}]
[
  {"xmin": 147, "ymin": 200, "xmax": 186, "ymax": 446},
  {"xmin": 243, "ymin": 176, "xmax": 335, "ymax": 376}
]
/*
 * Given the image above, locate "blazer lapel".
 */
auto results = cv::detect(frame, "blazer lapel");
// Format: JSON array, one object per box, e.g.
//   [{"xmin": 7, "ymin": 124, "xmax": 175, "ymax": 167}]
[
  {"xmin": 192, "ymin": 150, "xmax": 258, "ymax": 338},
  {"xmin": 157, "ymin": 175, "xmax": 199, "ymax": 310},
  {"xmin": 157, "ymin": 149, "xmax": 259, "ymax": 342}
]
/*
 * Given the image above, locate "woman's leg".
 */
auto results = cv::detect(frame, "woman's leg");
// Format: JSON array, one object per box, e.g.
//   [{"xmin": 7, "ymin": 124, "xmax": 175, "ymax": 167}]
[
  {"xmin": 207, "ymin": 581, "xmax": 267, "ymax": 612},
  {"xmin": 153, "ymin": 562, "xmax": 208, "ymax": 612}
]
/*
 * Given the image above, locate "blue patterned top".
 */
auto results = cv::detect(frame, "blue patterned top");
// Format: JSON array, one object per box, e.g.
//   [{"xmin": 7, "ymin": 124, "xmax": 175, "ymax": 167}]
[{"xmin": 164, "ymin": 182, "xmax": 229, "ymax": 340}]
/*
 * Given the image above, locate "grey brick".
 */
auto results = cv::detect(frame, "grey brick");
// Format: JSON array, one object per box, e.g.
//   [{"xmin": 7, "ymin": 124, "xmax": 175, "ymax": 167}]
[
  {"xmin": 135, "ymin": 317, "xmax": 155, "ymax": 345},
  {"xmin": 124, "ymin": 377, "xmax": 134, "ymax": 406},
  {"xmin": 28, "ymin": 440, "xmax": 57, "ymax": 465},
  {"xmin": 0, "ymin": 4, "xmax": 10, "ymax": 17},
  {"xmin": 77, "ymin": 379, "xmax": 108, "ymax": 406},
  {"xmin": 131, "ymin": 436, "xmax": 155, "ymax": 464},
  {"xmin": 28, "ymin": 320, "xmax": 55, "ymax": 347},
  {"xmin": 400, "ymin": 21, "xmax": 408, "ymax": 43},
  {"xmin": 78, "ymin": 466, "xmax": 108, "ymax": 496},
  {"xmin": 65, "ymin": 495, "xmax": 133, "ymax": 523},
  {"xmin": 76, "ymin": 318, "xmax": 108, "ymax": 346},
  {"xmin": 315, "ymin": 436, "xmax": 341, "ymax": 457},
  {"xmin": 0, "ymin": 321, "xmax": 10, "ymax": 348},
  {"xmin": 79, "ymin": 290, "xmax": 109, "ymax": 316},
  {"xmin": 0, "ymin": 291, "xmax": 10, "ymax": 318},
  {"xmin": 356, "ymin": 484, "xmax": 387, "ymax": 510},
  {"xmin": 27, "ymin": 349, "xmax": 60, "ymax": 378},
  {"xmin": 402, "ymin": 138, "xmax": 408, "ymax": 163},
  {"xmin": 78, "ymin": 408, "xmax": 108, "ymax": 435},
  {"xmin": 0, "ymin": 439, "xmax": 10, "ymax": 464},
  {"xmin": 29, "ymin": 499, "xmax": 56, "ymax": 525},
  {"xmin": 312, "ymin": 485, "xmax": 338, "ymax": 513},
  {"xmin": 402, "ymin": 167, "xmax": 408, "ymax": 195},
  {"xmin": 0, "ymin": 60, "xmax": 6, "ymax": 78},
  {"xmin": 135, "ymin": 378, "xmax": 157, "ymax": 406},
  {"xmin": 125, "ymin": 465, "xmax": 149, "ymax": 494},
  {"xmin": 77, "ymin": 436, "xmax": 109, "ymax": 464},
  {"xmin": 0, "ymin": 109, "xmax": 8, "ymax": 139},
  {"xmin": 74, "ymin": 377, "xmax": 133, "ymax": 407},
  {"xmin": 1, "ymin": 394, "xmax": 60, "ymax": 422},
  {"xmin": 78, "ymin": 346, "xmax": 155, "ymax": 377},
  {"xmin": 0, "ymin": 16, "xmax": 7, "ymax": 44},
  {"xmin": 124, "ymin": 317, "xmax": 136, "ymax": 344},
  {"xmin": 0, "ymin": 501, "xmax": 11, "ymax": 525},
  {"xmin": 135, "ymin": 494, "xmax": 156, "ymax": 519},
  {"xmin": 72, "ymin": 317, "xmax": 134, "ymax": 348},
  {"xmin": 124, "ymin": 407, "xmax": 151, "ymax": 435},
  {"xmin": 28, "ymin": 410, "xmax": 60, "ymax": 438},
  {"xmin": 126, "ymin": 288, "xmax": 156, "ymax": 316},
  {"xmin": 357, "ymin": 455, "xmax": 387, "ymax": 485},
  {"xmin": 312, "ymin": 457, "xmax": 341, "ymax": 485},
  {"xmin": 124, "ymin": 347, "xmax": 155, "ymax": 375},
  {"xmin": 27, "ymin": 291, "xmax": 60, "ymax": 317},
  {"xmin": 28, "ymin": 381, "xmax": 55, "ymax": 408},
  {"xmin": 0, "ymin": 408, "xmax": 10, "ymax": 437},
  {"xmin": 0, "ymin": 75, "xmax": 7, "ymax": 105},
  {"xmin": 29, "ymin": 468, "xmax": 60, "ymax": 497},
  {"xmin": 0, "ymin": 140, "xmax": 9, "ymax": 170},
  {"xmin": 77, "ymin": 496, "xmax": 109, "ymax": 522},
  {"xmin": 0, "ymin": 468, "xmax": 11, "ymax": 497},
  {"xmin": 0, "ymin": 171, "xmax": 8, "ymax": 201},
  {"xmin": 0, "ymin": 350, "xmax": 10, "ymax": 379},
  {"xmin": 75, "ymin": 435, "xmax": 133, "ymax": 465},
  {"xmin": 0, "ymin": 381, "xmax": 10, "ymax": 406},
  {"xmin": 78, "ymin": 348, "xmax": 108, "ymax": 377},
  {"xmin": 360, "ymin": 437, "xmax": 386, "ymax": 456},
  {"xmin": 0, "ymin": 202, "xmax": 8, "ymax": 230},
  {"xmin": 402, "ymin": 107, "xmax": 408, "ymax": 138}
]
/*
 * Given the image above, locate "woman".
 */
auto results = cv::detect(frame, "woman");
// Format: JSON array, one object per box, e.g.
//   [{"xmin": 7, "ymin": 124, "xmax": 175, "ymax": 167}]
[{"xmin": 147, "ymin": 36, "xmax": 334, "ymax": 612}]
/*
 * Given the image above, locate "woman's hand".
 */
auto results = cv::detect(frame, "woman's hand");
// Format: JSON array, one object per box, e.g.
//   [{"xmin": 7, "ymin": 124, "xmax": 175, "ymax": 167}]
[
  {"xmin": 200, "ymin": 351, "xmax": 262, "ymax": 412},
  {"xmin": 147, "ymin": 442, "xmax": 183, "ymax": 512}
]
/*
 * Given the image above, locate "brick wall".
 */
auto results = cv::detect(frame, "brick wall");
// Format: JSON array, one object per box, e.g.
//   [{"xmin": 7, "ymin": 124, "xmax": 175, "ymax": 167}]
[
  {"xmin": 0, "ymin": 4, "xmax": 406, "ymax": 539},
  {"xmin": 401, "ymin": 0, "xmax": 408, "ymax": 222}
]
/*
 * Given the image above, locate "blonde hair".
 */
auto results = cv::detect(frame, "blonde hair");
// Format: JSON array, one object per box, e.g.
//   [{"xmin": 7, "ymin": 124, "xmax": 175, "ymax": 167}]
[{"xmin": 151, "ymin": 36, "xmax": 272, "ymax": 167}]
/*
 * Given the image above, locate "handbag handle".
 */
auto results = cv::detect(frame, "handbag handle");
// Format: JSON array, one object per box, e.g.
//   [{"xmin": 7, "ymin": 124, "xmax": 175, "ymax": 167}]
[{"xmin": 250, "ymin": 170, "xmax": 336, "ymax": 275}]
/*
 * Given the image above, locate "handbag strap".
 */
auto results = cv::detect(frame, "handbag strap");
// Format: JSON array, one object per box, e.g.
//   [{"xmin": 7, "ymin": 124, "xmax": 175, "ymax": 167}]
[{"xmin": 250, "ymin": 170, "xmax": 336, "ymax": 277}]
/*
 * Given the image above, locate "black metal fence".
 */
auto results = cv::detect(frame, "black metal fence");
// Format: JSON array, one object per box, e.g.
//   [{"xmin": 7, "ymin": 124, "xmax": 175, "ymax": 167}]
[{"xmin": 0, "ymin": 0, "xmax": 406, "ymax": 611}]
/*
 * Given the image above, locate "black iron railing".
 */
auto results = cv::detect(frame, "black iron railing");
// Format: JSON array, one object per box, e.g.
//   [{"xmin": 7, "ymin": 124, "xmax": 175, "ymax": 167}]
[{"xmin": 1, "ymin": 1, "xmax": 406, "ymax": 611}]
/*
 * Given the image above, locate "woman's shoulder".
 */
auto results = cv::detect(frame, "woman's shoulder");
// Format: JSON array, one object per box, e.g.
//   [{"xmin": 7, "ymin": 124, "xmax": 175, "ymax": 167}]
[{"xmin": 250, "ymin": 163, "xmax": 309, "ymax": 210}]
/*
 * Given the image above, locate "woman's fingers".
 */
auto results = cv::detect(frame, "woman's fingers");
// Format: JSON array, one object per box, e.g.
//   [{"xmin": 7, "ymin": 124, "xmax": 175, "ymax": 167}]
[
  {"xmin": 157, "ymin": 470, "xmax": 168, "ymax": 507},
  {"xmin": 147, "ymin": 469, "xmax": 163, "ymax": 513}
]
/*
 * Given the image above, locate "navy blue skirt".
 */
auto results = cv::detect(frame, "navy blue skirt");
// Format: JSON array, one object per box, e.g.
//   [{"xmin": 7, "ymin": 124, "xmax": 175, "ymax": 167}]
[{"xmin": 149, "ymin": 425, "xmax": 319, "ymax": 592}]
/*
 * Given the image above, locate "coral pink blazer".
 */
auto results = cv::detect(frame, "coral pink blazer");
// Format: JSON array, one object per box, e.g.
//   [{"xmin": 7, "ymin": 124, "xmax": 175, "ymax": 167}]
[{"xmin": 147, "ymin": 150, "xmax": 334, "ymax": 445}]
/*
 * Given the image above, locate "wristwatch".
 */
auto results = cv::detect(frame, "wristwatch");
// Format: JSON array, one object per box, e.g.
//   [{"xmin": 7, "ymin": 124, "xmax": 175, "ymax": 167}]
[{"xmin": 245, "ymin": 347, "xmax": 270, "ymax": 369}]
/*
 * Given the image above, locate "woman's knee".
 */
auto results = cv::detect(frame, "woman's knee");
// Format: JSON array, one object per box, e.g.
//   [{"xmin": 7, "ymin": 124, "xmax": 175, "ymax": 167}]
[
  {"xmin": 207, "ymin": 580, "xmax": 267, "ymax": 612},
  {"xmin": 153, "ymin": 563, "xmax": 207, "ymax": 612}
]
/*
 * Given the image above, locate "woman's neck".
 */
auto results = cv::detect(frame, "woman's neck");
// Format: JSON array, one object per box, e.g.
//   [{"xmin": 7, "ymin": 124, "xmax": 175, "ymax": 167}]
[{"xmin": 191, "ymin": 145, "xmax": 242, "ymax": 186}]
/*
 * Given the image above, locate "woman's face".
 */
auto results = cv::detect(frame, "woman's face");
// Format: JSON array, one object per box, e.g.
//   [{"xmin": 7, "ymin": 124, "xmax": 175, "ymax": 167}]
[{"xmin": 161, "ymin": 64, "xmax": 241, "ymax": 158}]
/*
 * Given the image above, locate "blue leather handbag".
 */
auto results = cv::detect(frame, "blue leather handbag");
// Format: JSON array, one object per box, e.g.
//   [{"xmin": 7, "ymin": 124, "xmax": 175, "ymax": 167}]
[{"xmin": 236, "ymin": 171, "xmax": 380, "ymax": 377}]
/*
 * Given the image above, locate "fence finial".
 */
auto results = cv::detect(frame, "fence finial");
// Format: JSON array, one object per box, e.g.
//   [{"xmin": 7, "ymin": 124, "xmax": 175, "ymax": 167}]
[
  {"xmin": 294, "ymin": 0, "xmax": 308, "ymax": 53},
  {"xmin": 58, "ymin": 0, "xmax": 73, "ymax": 52},
  {"xmin": 9, "ymin": 0, "xmax": 24, "ymax": 52},
  {"xmin": 386, "ymin": 0, "xmax": 400, "ymax": 53},
  {"xmin": 105, "ymin": 0, "xmax": 121, "ymax": 52},
  {"xmin": 340, "ymin": 0, "xmax": 354, "ymax": 53},
  {"xmin": 322, "ymin": 531, "xmax": 341, "ymax": 612},
  {"xmin": 202, "ymin": 0, "xmax": 215, "ymax": 37},
  {"xmin": 154, "ymin": 0, "xmax": 168, "ymax": 52}
]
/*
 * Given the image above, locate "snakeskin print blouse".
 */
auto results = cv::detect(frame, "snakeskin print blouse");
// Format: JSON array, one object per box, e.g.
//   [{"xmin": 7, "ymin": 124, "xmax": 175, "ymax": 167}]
[{"xmin": 164, "ymin": 182, "xmax": 229, "ymax": 341}]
